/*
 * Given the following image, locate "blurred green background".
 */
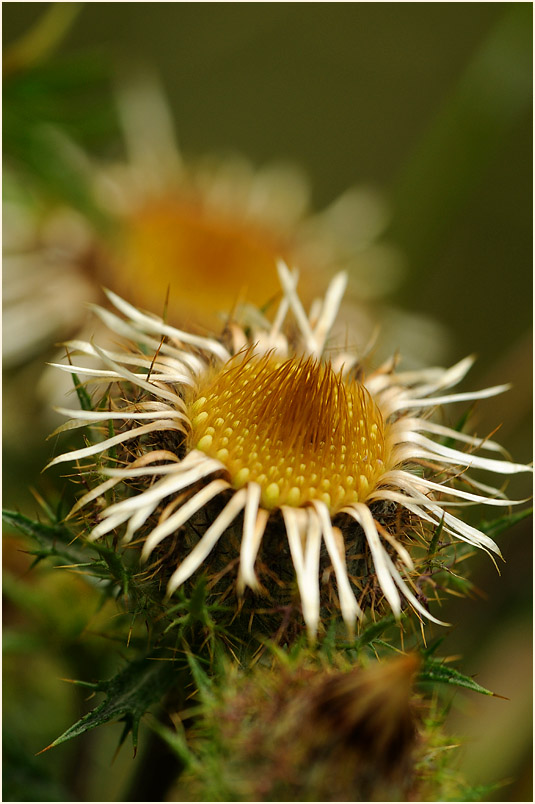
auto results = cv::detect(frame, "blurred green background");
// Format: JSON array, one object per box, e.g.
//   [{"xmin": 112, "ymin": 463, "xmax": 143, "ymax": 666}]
[{"xmin": 3, "ymin": 3, "xmax": 532, "ymax": 801}]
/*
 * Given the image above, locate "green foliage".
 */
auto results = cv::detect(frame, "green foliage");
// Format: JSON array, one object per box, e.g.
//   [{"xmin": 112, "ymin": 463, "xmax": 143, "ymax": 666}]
[
  {"xmin": 163, "ymin": 579, "xmax": 232, "ymax": 643},
  {"xmin": 390, "ymin": 2, "xmax": 532, "ymax": 281},
  {"xmin": 479, "ymin": 507, "xmax": 532, "ymax": 541},
  {"xmin": 3, "ymin": 7, "xmax": 118, "ymax": 228},
  {"xmin": 419, "ymin": 655, "xmax": 497, "ymax": 698},
  {"xmin": 355, "ymin": 613, "xmax": 400, "ymax": 649},
  {"xmin": 3, "ymin": 509, "xmax": 90, "ymax": 568},
  {"xmin": 38, "ymin": 656, "xmax": 179, "ymax": 755},
  {"xmin": 70, "ymin": 371, "xmax": 93, "ymax": 413},
  {"xmin": 418, "ymin": 638, "xmax": 501, "ymax": 698},
  {"xmin": 2, "ymin": 510, "xmax": 135, "ymax": 598},
  {"xmin": 3, "ymin": 496, "xmax": 523, "ymax": 802}
]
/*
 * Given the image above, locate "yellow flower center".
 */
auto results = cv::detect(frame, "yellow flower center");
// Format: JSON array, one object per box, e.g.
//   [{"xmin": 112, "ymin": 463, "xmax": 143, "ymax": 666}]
[{"xmin": 188, "ymin": 353, "xmax": 389, "ymax": 512}]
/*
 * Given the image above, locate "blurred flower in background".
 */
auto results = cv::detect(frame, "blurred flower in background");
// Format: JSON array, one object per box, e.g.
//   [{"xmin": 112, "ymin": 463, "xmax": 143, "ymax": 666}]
[
  {"xmin": 90, "ymin": 72, "xmax": 446, "ymax": 367},
  {"xmin": 3, "ymin": 171, "xmax": 98, "ymax": 367}
]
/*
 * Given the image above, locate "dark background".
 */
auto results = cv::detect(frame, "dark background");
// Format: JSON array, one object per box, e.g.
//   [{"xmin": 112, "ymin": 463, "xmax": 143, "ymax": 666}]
[{"xmin": 3, "ymin": 3, "xmax": 532, "ymax": 801}]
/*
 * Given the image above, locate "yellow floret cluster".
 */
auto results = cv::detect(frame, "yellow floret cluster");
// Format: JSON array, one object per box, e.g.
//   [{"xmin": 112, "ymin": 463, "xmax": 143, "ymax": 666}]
[{"xmin": 188, "ymin": 351, "xmax": 389, "ymax": 511}]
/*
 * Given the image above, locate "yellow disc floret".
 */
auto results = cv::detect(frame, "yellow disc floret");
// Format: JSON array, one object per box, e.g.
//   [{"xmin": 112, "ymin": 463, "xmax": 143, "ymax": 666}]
[{"xmin": 188, "ymin": 351, "xmax": 389, "ymax": 511}]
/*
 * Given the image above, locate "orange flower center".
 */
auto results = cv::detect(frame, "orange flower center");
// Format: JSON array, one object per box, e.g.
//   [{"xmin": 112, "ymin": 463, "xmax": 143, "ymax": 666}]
[{"xmin": 104, "ymin": 195, "xmax": 293, "ymax": 324}]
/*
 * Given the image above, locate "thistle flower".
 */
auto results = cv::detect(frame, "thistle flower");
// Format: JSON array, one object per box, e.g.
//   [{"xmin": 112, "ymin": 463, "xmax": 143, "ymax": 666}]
[
  {"xmin": 173, "ymin": 654, "xmax": 422, "ymax": 802},
  {"xmin": 47, "ymin": 263, "xmax": 531, "ymax": 637}
]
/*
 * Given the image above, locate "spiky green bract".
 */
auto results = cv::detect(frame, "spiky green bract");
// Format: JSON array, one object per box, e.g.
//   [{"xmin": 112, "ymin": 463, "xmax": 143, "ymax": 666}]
[
  {"xmin": 4, "ymin": 496, "xmax": 511, "ymax": 762},
  {"xmin": 3, "ymin": 478, "xmax": 518, "ymax": 801},
  {"xmin": 163, "ymin": 650, "xmax": 481, "ymax": 803},
  {"xmin": 70, "ymin": 370, "xmax": 94, "ymax": 412}
]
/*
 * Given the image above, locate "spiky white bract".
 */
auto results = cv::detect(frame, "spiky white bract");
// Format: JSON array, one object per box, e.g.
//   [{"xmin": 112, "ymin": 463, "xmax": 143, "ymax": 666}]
[{"xmin": 47, "ymin": 261, "xmax": 532, "ymax": 638}]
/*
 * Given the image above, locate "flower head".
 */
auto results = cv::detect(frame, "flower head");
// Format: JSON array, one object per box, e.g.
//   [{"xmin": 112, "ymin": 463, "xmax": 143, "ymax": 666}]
[
  {"xmin": 47, "ymin": 262, "xmax": 531, "ymax": 637},
  {"xmin": 176, "ymin": 653, "xmax": 421, "ymax": 802}
]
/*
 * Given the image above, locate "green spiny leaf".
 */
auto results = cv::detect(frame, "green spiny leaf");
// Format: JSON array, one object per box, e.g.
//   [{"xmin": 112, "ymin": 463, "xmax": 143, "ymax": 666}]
[
  {"xmin": 3, "ymin": 509, "xmax": 87, "ymax": 566},
  {"xmin": 418, "ymin": 656, "xmax": 501, "ymax": 697},
  {"xmin": 38, "ymin": 656, "xmax": 179, "ymax": 754},
  {"xmin": 90, "ymin": 541, "xmax": 131, "ymax": 595},
  {"xmin": 2, "ymin": 510, "xmax": 133, "ymax": 593},
  {"xmin": 421, "ymin": 637, "xmax": 447, "ymax": 658},
  {"xmin": 164, "ymin": 578, "xmax": 229, "ymax": 637},
  {"xmin": 355, "ymin": 614, "xmax": 400, "ymax": 649}
]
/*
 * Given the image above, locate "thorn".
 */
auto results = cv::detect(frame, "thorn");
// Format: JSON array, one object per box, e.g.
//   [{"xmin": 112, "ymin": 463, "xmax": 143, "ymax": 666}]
[{"xmin": 35, "ymin": 742, "xmax": 54, "ymax": 756}]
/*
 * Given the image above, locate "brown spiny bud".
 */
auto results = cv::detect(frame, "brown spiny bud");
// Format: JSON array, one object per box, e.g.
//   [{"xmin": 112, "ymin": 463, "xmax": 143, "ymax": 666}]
[{"xmin": 174, "ymin": 654, "xmax": 422, "ymax": 801}]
